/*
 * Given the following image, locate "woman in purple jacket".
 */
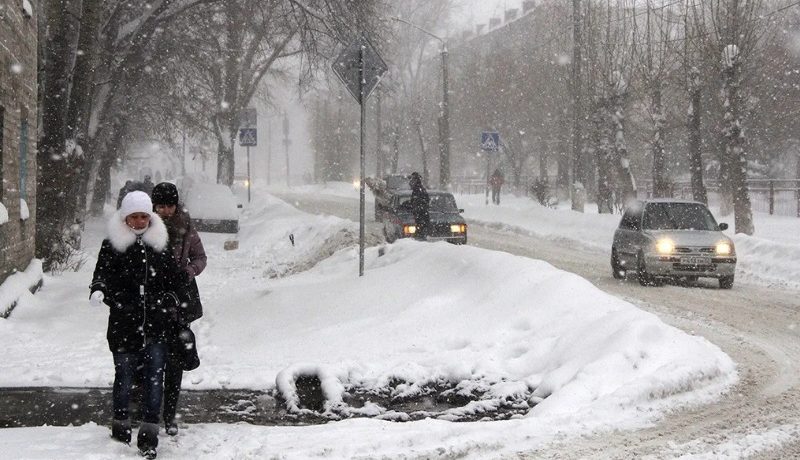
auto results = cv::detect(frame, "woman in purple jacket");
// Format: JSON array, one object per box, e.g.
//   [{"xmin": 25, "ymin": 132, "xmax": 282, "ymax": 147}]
[{"xmin": 151, "ymin": 182, "xmax": 207, "ymax": 436}]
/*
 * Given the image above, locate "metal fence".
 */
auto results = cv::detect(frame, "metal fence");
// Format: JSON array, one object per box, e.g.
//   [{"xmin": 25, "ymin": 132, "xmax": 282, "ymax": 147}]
[
  {"xmin": 451, "ymin": 176, "xmax": 800, "ymax": 218},
  {"xmin": 639, "ymin": 179, "xmax": 800, "ymax": 218}
]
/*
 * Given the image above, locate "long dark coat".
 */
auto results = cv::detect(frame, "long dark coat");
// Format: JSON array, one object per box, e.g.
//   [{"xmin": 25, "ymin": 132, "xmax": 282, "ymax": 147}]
[
  {"xmin": 410, "ymin": 178, "xmax": 430, "ymax": 238},
  {"xmin": 90, "ymin": 212, "xmax": 185, "ymax": 353},
  {"xmin": 164, "ymin": 207, "xmax": 207, "ymax": 324}
]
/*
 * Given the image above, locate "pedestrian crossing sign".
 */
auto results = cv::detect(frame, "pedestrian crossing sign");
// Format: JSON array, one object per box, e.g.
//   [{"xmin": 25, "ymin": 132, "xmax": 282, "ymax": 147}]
[
  {"xmin": 481, "ymin": 131, "xmax": 500, "ymax": 152},
  {"xmin": 239, "ymin": 128, "xmax": 257, "ymax": 147}
]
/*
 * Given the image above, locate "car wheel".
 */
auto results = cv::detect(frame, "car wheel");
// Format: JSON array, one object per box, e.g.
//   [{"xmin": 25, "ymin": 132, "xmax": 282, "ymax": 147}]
[
  {"xmin": 611, "ymin": 248, "xmax": 625, "ymax": 279},
  {"xmin": 719, "ymin": 275, "xmax": 734, "ymax": 289},
  {"xmin": 637, "ymin": 252, "xmax": 660, "ymax": 286}
]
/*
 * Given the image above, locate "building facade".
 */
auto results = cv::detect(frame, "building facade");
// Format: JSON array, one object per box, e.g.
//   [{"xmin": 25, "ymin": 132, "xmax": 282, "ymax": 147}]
[{"xmin": 0, "ymin": 0, "xmax": 38, "ymax": 285}]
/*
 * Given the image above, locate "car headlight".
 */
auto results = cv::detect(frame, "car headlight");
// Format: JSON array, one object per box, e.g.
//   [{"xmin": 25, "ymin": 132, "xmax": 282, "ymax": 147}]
[
  {"xmin": 716, "ymin": 241, "xmax": 732, "ymax": 255},
  {"xmin": 352, "ymin": 180, "xmax": 360, "ymax": 189},
  {"xmin": 655, "ymin": 238, "xmax": 675, "ymax": 254},
  {"xmin": 450, "ymin": 224, "xmax": 466, "ymax": 233},
  {"xmin": 403, "ymin": 225, "xmax": 416, "ymax": 235}
]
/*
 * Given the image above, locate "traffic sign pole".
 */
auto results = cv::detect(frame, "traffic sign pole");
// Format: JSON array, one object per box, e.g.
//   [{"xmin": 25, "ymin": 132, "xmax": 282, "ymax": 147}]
[
  {"xmin": 359, "ymin": 44, "xmax": 366, "ymax": 277},
  {"xmin": 246, "ymin": 145, "xmax": 251, "ymax": 203},
  {"xmin": 332, "ymin": 34, "xmax": 387, "ymax": 278}
]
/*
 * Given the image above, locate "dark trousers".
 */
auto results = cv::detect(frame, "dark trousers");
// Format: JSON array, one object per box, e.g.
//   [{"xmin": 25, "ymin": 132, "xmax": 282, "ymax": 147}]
[
  {"xmin": 163, "ymin": 344, "xmax": 184, "ymax": 424},
  {"xmin": 113, "ymin": 342, "xmax": 167, "ymax": 424},
  {"xmin": 491, "ymin": 187, "xmax": 501, "ymax": 205}
]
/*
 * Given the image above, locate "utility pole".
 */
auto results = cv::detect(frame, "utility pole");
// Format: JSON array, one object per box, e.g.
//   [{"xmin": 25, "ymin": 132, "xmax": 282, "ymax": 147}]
[{"xmin": 440, "ymin": 44, "xmax": 451, "ymax": 190}]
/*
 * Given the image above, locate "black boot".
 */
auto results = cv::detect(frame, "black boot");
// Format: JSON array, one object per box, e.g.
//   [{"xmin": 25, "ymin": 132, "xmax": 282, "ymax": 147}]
[
  {"xmin": 137, "ymin": 422, "xmax": 159, "ymax": 459},
  {"xmin": 165, "ymin": 420, "xmax": 178, "ymax": 436},
  {"xmin": 111, "ymin": 419, "xmax": 131, "ymax": 444}
]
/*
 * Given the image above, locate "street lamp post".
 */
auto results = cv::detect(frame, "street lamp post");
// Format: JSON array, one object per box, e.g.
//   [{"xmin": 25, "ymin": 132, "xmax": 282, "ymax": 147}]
[{"xmin": 391, "ymin": 16, "xmax": 451, "ymax": 190}]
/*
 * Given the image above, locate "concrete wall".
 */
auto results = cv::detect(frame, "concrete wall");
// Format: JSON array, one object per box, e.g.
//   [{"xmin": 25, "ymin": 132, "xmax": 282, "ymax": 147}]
[{"xmin": 0, "ymin": 0, "xmax": 38, "ymax": 284}]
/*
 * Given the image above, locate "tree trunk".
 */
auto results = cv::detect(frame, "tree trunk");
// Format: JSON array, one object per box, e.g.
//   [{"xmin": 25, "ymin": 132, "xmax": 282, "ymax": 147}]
[
  {"xmin": 651, "ymin": 85, "xmax": 670, "ymax": 197},
  {"xmin": 687, "ymin": 68, "xmax": 707, "ymax": 204},
  {"xmin": 35, "ymin": 0, "xmax": 82, "ymax": 268},
  {"xmin": 722, "ymin": 56, "xmax": 754, "ymax": 235},
  {"xmin": 89, "ymin": 122, "xmax": 127, "ymax": 215},
  {"xmin": 611, "ymin": 92, "xmax": 636, "ymax": 208},
  {"xmin": 594, "ymin": 101, "xmax": 613, "ymax": 214},
  {"xmin": 571, "ymin": 0, "xmax": 585, "ymax": 212},
  {"xmin": 414, "ymin": 120, "xmax": 429, "ymax": 185},
  {"xmin": 391, "ymin": 126, "xmax": 401, "ymax": 174}
]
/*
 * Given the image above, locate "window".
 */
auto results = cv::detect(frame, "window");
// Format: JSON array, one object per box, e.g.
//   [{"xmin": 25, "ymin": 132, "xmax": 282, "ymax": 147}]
[
  {"xmin": 643, "ymin": 203, "xmax": 718, "ymax": 231},
  {"xmin": 19, "ymin": 110, "xmax": 28, "ymax": 201}
]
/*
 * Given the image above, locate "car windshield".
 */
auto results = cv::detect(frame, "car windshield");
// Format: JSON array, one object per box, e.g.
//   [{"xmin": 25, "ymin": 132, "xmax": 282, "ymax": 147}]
[
  {"xmin": 430, "ymin": 194, "xmax": 459, "ymax": 213},
  {"xmin": 643, "ymin": 203, "xmax": 718, "ymax": 231}
]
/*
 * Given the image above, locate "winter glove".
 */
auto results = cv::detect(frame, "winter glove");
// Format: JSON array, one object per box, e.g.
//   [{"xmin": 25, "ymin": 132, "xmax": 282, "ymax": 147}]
[{"xmin": 89, "ymin": 290, "xmax": 105, "ymax": 307}]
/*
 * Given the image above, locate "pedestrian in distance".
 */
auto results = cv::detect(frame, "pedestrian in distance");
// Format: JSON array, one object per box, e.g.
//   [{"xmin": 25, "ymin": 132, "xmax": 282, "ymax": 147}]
[
  {"xmin": 142, "ymin": 175, "xmax": 155, "ymax": 196},
  {"xmin": 409, "ymin": 172, "xmax": 430, "ymax": 240},
  {"xmin": 151, "ymin": 182, "xmax": 207, "ymax": 437},
  {"xmin": 89, "ymin": 190, "xmax": 186, "ymax": 460},
  {"xmin": 489, "ymin": 168, "xmax": 504, "ymax": 205}
]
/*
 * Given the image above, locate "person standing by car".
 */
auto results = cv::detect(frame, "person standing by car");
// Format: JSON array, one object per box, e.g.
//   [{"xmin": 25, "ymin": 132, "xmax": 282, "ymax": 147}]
[
  {"xmin": 489, "ymin": 169, "xmax": 504, "ymax": 205},
  {"xmin": 151, "ymin": 182, "xmax": 207, "ymax": 436},
  {"xmin": 89, "ymin": 191, "xmax": 185, "ymax": 459},
  {"xmin": 409, "ymin": 172, "xmax": 430, "ymax": 240}
]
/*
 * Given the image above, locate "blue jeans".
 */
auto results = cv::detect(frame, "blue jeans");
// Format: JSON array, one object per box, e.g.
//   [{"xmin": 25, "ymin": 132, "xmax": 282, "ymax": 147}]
[{"xmin": 112, "ymin": 342, "xmax": 167, "ymax": 424}]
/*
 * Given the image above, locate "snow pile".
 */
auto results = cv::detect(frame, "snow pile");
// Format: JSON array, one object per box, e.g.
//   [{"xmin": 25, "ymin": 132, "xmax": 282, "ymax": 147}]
[{"xmin": 0, "ymin": 259, "xmax": 43, "ymax": 318}]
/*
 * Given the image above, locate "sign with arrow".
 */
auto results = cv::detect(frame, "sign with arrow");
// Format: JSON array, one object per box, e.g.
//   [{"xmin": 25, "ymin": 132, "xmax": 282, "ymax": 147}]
[{"xmin": 332, "ymin": 35, "xmax": 388, "ymax": 105}]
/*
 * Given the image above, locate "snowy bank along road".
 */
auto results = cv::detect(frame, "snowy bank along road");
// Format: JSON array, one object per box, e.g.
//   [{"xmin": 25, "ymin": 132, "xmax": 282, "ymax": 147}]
[{"xmin": 276, "ymin": 190, "xmax": 800, "ymax": 459}]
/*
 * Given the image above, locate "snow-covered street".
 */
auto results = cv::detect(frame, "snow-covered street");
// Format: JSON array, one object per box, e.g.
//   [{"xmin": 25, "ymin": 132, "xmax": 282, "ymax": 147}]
[{"xmin": 2, "ymin": 185, "xmax": 799, "ymax": 458}]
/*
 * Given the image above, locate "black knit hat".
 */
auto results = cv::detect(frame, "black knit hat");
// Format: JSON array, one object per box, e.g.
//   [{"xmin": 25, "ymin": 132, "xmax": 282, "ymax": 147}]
[{"xmin": 151, "ymin": 182, "xmax": 179, "ymax": 206}]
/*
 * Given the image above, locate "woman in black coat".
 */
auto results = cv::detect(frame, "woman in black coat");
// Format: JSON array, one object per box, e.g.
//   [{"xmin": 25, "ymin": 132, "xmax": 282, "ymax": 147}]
[
  {"xmin": 152, "ymin": 182, "xmax": 207, "ymax": 436},
  {"xmin": 90, "ymin": 191, "xmax": 185, "ymax": 459}
]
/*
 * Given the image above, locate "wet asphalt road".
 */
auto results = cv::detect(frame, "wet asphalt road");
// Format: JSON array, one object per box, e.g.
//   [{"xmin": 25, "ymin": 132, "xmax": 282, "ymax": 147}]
[{"xmin": 0, "ymin": 387, "xmax": 302, "ymax": 428}]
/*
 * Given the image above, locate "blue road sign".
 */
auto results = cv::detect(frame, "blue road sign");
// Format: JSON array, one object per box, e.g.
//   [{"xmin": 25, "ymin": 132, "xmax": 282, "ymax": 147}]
[
  {"xmin": 481, "ymin": 131, "xmax": 500, "ymax": 152},
  {"xmin": 239, "ymin": 128, "xmax": 257, "ymax": 147}
]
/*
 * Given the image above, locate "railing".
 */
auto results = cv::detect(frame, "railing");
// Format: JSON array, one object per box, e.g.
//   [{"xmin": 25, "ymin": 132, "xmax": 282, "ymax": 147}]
[
  {"xmin": 452, "ymin": 175, "xmax": 800, "ymax": 218},
  {"xmin": 638, "ymin": 179, "xmax": 800, "ymax": 218}
]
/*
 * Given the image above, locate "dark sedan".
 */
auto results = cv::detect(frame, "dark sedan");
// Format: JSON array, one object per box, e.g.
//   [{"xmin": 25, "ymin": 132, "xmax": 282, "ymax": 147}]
[{"xmin": 382, "ymin": 191, "xmax": 467, "ymax": 244}]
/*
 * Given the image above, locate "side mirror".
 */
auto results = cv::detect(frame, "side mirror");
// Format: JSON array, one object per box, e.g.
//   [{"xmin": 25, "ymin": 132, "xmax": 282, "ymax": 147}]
[
  {"xmin": 719, "ymin": 222, "xmax": 728, "ymax": 231},
  {"xmin": 237, "ymin": 204, "xmax": 243, "ymax": 209}
]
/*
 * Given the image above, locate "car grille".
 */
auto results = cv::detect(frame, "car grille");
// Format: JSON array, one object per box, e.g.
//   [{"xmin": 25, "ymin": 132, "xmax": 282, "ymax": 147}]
[
  {"xmin": 674, "ymin": 246, "xmax": 715, "ymax": 254},
  {"xmin": 430, "ymin": 223, "xmax": 454, "ymax": 237},
  {"xmin": 673, "ymin": 263, "xmax": 716, "ymax": 272}
]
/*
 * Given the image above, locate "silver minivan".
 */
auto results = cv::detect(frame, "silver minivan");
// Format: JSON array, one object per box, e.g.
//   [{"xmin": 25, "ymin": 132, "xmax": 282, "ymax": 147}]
[{"xmin": 611, "ymin": 199, "xmax": 736, "ymax": 288}]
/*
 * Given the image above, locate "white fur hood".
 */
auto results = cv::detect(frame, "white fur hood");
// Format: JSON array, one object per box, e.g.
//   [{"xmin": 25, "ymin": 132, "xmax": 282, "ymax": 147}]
[{"xmin": 106, "ymin": 210, "xmax": 169, "ymax": 253}]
